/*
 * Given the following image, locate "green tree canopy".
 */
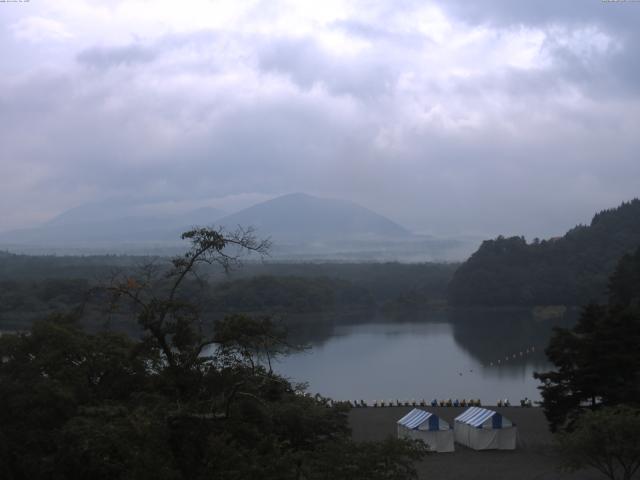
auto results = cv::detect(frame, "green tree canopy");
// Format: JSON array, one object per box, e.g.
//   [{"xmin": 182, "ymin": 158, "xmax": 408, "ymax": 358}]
[
  {"xmin": 449, "ymin": 199, "xmax": 640, "ymax": 307},
  {"xmin": 535, "ymin": 246, "xmax": 640, "ymax": 431},
  {"xmin": 557, "ymin": 406, "xmax": 640, "ymax": 480}
]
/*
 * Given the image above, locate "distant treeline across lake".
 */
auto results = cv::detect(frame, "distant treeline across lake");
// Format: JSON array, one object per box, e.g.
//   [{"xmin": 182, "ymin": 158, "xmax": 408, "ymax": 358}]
[{"xmin": 0, "ymin": 253, "xmax": 458, "ymax": 333}]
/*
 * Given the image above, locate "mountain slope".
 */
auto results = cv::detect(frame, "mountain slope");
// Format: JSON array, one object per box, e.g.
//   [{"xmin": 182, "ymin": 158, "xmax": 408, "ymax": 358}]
[
  {"xmin": 448, "ymin": 199, "xmax": 640, "ymax": 306},
  {"xmin": 0, "ymin": 203, "xmax": 224, "ymax": 246},
  {"xmin": 216, "ymin": 193, "xmax": 410, "ymax": 242}
]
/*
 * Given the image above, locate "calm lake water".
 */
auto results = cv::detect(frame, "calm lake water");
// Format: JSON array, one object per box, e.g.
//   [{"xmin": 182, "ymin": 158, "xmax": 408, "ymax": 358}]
[
  {"xmin": 275, "ymin": 309, "xmax": 575, "ymax": 404},
  {"xmin": 0, "ymin": 307, "xmax": 574, "ymax": 405}
]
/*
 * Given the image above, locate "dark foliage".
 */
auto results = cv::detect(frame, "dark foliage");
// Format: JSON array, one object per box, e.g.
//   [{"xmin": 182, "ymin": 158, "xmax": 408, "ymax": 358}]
[
  {"xmin": 535, "ymin": 246, "xmax": 640, "ymax": 431},
  {"xmin": 207, "ymin": 275, "xmax": 374, "ymax": 314},
  {"xmin": 0, "ymin": 228, "xmax": 427, "ymax": 479},
  {"xmin": 449, "ymin": 199, "xmax": 640, "ymax": 306},
  {"xmin": 557, "ymin": 406, "xmax": 640, "ymax": 480},
  {"xmin": 0, "ymin": 253, "xmax": 456, "ymax": 332}
]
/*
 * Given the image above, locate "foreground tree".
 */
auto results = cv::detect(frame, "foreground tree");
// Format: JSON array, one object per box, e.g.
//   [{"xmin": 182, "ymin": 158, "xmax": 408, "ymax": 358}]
[
  {"xmin": 106, "ymin": 226, "xmax": 271, "ymax": 370},
  {"xmin": 557, "ymin": 406, "xmax": 640, "ymax": 480},
  {"xmin": 0, "ymin": 227, "xmax": 428, "ymax": 480},
  {"xmin": 535, "ymin": 246, "xmax": 640, "ymax": 432}
]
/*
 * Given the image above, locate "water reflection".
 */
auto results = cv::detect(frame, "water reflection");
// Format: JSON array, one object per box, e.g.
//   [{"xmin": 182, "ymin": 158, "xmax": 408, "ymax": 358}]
[
  {"xmin": 1, "ymin": 306, "xmax": 576, "ymax": 404},
  {"xmin": 275, "ymin": 308, "xmax": 576, "ymax": 403},
  {"xmin": 449, "ymin": 308, "xmax": 576, "ymax": 368}
]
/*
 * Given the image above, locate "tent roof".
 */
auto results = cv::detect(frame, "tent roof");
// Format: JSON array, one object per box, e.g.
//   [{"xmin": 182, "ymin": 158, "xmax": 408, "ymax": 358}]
[
  {"xmin": 398, "ymin": 409, "xmax": 433, "ymax": 429},
  {"xmin": 397, "ymin": 408, "xmax": 450, "ymax": 431},
  {"xmin": 455, "ymin": 407, "xmax": 511, "ymax": 428}
]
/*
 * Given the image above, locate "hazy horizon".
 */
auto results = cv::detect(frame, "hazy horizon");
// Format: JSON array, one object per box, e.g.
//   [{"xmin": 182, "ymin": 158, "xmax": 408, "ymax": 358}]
[{"xmin": 1, "ymin": 191, "xmax": 635, "ymax": 241}]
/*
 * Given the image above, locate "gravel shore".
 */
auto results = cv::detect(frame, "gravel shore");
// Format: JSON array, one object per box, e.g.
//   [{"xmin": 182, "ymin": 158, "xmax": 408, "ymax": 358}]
[{"xmin": 349, "ymin": 406, "xmax": 601, "ymax": 480}]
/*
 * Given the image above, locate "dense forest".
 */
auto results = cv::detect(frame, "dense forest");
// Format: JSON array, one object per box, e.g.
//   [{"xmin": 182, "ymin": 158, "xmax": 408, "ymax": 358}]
[
  {"xmin": 0, "ymin": 252, "xmax": 457, "ymax": 333},
  {"xmin": 448, "ymin": 199, "xmax": 640, "ymax": 307}
]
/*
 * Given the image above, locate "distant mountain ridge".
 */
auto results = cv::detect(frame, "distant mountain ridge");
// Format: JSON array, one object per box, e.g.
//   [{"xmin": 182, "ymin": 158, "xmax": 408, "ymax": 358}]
[
  {"xmin": 0, "ymin": 193, "xmax": 476, "ymax": 261},
  {"xmin": 216, "ymin": 193, "xmax": 411, "ymax": 242},
  {"xmin": 46, "ymin": 202, "xmax": 222, "ymax": 228},
  {"xmin": 448, "ymin": 199, "xmax": 640, "ymax": 306},
  {"xmin": 0, "ymin": 193, "xmax": 411, "ymax": 249},
  {"xmin": 0, "ymin": 201, "xmax": 225, "ymax": 246}
]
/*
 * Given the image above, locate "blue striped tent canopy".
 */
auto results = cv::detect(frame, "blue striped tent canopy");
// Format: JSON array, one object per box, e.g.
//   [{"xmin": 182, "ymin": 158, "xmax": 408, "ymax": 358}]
[
  {"xmin": 397, "ymin": 409, "xmax": 450, "ymax": 431},
  {"xmin": 454, "ymin": 407, "xmax": 513, "ymax": 429}
]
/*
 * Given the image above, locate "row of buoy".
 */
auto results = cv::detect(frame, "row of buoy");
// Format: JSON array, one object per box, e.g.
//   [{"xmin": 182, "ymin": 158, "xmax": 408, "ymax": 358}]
[
  {"xmin": 351, "ymin": 398, "xmax": 483, "ymax": 408},
  {"xmin": 489, "ymin": 346, "xmax": 536, "ymax": 367},
  {"xmin": 324, "ymin": 398, "xmax": 534, "ymax": 408}
]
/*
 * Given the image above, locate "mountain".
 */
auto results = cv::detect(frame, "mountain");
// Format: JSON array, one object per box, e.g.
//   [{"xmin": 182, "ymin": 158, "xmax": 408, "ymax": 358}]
[
  {"xmin": 0, "ymin": 201, "xmax": 224, "ymax": 248},
  {"xmin": 216, "ymin": 193, "xmax": 410, "ymax": 243},
  {"xmin": 448, "ymin": 199, "xmax": 640, "ymax": 307},
  {"xmin": 0, "ymin": 193, "xmax": 476, "ymax": 261}
]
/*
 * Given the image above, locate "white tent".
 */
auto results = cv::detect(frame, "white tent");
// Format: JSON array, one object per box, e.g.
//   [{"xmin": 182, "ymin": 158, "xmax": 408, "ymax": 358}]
[
  {"xmin": 454, "ymin": 407, "xmax": 516, "ymax": 450},
  {"xmin": 397, "ymin": 408, "xmax": 454, "ymax": 453}
]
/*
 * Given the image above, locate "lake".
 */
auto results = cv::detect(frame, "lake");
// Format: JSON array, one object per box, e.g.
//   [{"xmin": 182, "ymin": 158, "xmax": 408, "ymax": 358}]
[
  {"xmin": 0, "ymin": 306, "xmax": 574, "ymax": 405},
  {"xmin": 275, "ymin": 308, "xmax": 575, "ymax": 404}
]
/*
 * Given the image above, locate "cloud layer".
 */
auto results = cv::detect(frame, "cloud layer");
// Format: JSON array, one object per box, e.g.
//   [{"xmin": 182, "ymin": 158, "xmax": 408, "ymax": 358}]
[{"xmin": 1, "ymin": 0, "xmax": 639, "ymax": 238}]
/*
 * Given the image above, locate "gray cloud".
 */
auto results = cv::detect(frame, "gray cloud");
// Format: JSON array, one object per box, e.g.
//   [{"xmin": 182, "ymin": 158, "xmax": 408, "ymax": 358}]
[
  {"xmin": 257, "ymin": 36, "xmax": 397, "ymax": 99},
  {"xmin": 1, "ymin": 0, "xmax": 639, "ymax": 239},
  {"xmin": 77, "ymin": 44, "xmax": 157, "ymax": 69},
  {"xmin": 331, "ymin": 18, "xmax": 432, "ymax": 48},
  {"xmin": 442, "ymin": 0, "xmax": 640, "ymax": 30},
  {"xmin": 444, "ymin": 0, "xmax": 640, "ymax": 96}
]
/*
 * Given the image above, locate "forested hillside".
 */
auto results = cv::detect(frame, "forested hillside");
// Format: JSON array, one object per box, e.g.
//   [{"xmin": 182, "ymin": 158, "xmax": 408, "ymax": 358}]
[{"xmin": 448, "ymin": 199, "xmax": 640, "ymax": 306}]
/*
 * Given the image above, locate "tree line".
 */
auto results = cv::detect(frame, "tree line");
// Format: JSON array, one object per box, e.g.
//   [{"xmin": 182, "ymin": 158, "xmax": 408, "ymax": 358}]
[
  {"xmin": 536, "ymin": 245, "xmax": 640, "ymax": 480},
  {"xmin": 0, "ymin": 253, "xmax": 456, "ymax": 333},
  {"xmin": 449, "ymin": 199, "xmax": 640, "ymax": 306}
]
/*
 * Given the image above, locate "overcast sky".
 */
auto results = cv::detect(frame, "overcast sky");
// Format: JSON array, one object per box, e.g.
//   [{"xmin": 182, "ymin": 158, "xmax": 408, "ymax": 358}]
[{"xmin": 1, "ymin": 0, "xmax": 639, "ymax": 238}]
